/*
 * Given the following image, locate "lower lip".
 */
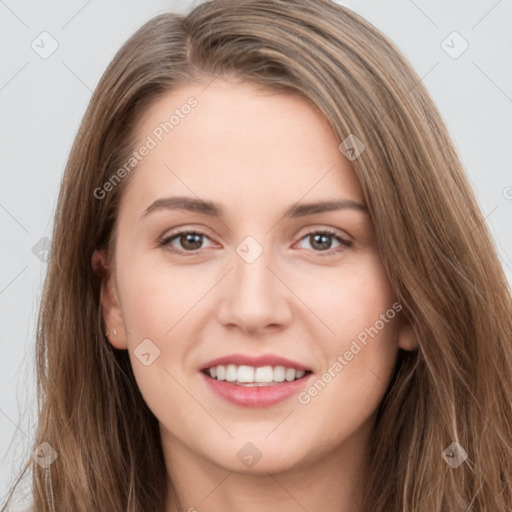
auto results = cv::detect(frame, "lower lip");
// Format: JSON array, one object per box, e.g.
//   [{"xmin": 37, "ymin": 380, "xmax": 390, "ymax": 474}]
[{"xmin": 200, "ymin": 371, "xmax": 313, "ymax": 408}]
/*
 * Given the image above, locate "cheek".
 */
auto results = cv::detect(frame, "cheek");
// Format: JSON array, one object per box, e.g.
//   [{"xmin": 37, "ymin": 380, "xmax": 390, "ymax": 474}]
[
  {"xmin": 305, "ymin": 252, "xmax": 398, "ymax": 340},
  {"xmin": 299, "ymin": 315, "xmax": 398, "ymax": 442},
  {"xmin": 298, "ymin": 253, "xmax": 399, "ymax": 413},
  {"xmin": 115, "ymin": 257, "xmax": 209, "ymax": 404},
  {"xmin": 118, "ymin": 256, "xmax": 208, "ymax": 340}
]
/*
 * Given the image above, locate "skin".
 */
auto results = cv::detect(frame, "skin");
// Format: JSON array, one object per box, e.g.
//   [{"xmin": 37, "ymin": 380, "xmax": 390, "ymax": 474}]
[{"xmin": 93, "ymin": 78, "xmax": 418, "ymax": 512}]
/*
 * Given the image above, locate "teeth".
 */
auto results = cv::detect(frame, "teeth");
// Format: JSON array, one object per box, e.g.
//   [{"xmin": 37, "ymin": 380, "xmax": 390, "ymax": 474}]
[
  {"xmin": 216, "ymin": 365, "xmax": 226, "ymax": 380},
  {"xmin": 254, "ymin": 366, "xmax": 273, "ymax": 382},
  {"xmin": 238, "ymin": 365, "xmax": 255, "ymax": 382},
  {"xmin": 285, "ymin": 368, "xmax": 296, "ymax": 381},
  {"xmin": 226, "ymin": 364, "xmax": 238, "ymax": 382},
  {"xmin": 205, "ymin": 364, "xmax": 308, "ymax": 384}
]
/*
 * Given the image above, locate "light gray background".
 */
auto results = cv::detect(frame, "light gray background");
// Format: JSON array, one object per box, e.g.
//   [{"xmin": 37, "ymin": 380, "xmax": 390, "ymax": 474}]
[{"xmin": 1, "ymin": 0, "xmax": 511, "ymax": 504}]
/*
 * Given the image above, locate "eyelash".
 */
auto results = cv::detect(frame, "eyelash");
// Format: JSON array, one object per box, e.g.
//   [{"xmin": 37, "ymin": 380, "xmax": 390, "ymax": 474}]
[{"xmin": 158, "ymin": 228, "xmax": 352, "ymax": 257}]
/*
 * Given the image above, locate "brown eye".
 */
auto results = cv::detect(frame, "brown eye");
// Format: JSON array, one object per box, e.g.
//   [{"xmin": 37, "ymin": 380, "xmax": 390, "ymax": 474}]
[
  {"xmin": 160, "ymin": 230, "xmax": 213, "ymax": 254},
  {"xmin": 296, "ymin": 229, "xmax": 352, "ymax": 256},
  {"xmin": 177, "ymin": 232, "xmax": 203, "ymax": 251},
  {"xmin": 309, "ymin": 233, "xmax": 334, "ymax": 251}
]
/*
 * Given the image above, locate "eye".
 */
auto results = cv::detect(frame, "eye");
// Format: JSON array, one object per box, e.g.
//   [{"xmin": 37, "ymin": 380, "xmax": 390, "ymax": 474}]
[
  {"xmin": 159, "ymin": 230, "xmax": 215, "ymax": 254},
  {"xmin": 159, "ymin": 228, "xmax": 352, "ymax": 256},
  {"xmin": 295, "ymin": 229, "xmax": 352, "ymax": 256}
]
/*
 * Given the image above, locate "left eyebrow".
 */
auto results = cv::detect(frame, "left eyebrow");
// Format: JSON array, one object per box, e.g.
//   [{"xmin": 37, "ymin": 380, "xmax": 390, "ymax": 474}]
[
  {"xmin": 285, "ymin": 199, "xmax": 368, "ymax": 217},
  {"xmin": 140, "ymin": 195, "xmax": 369, "ymax": 220}
]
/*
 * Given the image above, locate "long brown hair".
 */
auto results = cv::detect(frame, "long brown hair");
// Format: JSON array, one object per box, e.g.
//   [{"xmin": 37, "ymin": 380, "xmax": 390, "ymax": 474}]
[{"xmin": 2, "ymin": 0, "xmax": 512, "ymax": 510}]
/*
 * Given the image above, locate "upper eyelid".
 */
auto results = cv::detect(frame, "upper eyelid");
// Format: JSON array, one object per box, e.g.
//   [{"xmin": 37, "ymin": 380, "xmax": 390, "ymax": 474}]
[{"xmin": 162, "ymin": 225, "xmax": 350, "ymax": 239}]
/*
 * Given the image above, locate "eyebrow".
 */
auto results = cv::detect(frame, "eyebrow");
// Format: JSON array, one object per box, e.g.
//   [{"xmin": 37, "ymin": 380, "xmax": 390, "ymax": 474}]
[{"xmin": 141, "ymin": 195, "xmax": 368, "ymax": 220}]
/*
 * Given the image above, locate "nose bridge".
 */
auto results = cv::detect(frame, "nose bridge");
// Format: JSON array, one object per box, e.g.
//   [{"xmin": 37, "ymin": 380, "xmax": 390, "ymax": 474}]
[
  {"xmin": 218, "ymin": 234, "xmax": 291, "ymax": 331},
  {"xmin": 234, "ymin": 235, "xmax": 273, "ymax": 294}
]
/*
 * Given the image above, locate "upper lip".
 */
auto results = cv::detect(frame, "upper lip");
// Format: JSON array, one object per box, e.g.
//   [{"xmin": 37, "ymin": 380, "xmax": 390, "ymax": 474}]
[{"xmin": 200, "ymin": 353, "xmax": 312, "ymax": 372}]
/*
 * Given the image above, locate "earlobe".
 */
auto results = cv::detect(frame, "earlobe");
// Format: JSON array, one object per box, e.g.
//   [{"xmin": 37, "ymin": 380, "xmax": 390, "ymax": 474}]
[
  {"xmin": 91, "ymin": 249, "xmax": 128, "ymax": 350},
  {"xmin": 396, "ymin": 321, "xmax": 419, "ymax": 351}
]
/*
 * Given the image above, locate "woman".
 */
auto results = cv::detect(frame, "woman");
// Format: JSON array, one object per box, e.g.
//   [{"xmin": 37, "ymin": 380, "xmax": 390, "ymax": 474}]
[{"xmin": 2, "ymin": 0, "xmax": 511, "ymax": 510}]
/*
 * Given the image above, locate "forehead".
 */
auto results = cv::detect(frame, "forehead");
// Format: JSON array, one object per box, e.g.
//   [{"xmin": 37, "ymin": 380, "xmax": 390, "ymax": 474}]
[{"xmin": 120, "ymin": 79, "xmax": 364, "ymax": 219}]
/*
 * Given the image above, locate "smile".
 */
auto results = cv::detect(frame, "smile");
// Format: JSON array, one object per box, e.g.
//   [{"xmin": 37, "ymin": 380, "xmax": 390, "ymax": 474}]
[
  {"xmin": 200, "ymin": 366, "xmax": 313, "ymax": 408},
  {"xmin": 203, "ymin": 364, "xmax": 310, "ymax": 386}
]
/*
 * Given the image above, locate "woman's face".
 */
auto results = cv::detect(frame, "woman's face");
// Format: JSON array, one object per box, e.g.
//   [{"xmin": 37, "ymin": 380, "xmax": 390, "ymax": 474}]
[{"xmin": 97, "ymin": 78, "xmax": 416, "ymax": 475}]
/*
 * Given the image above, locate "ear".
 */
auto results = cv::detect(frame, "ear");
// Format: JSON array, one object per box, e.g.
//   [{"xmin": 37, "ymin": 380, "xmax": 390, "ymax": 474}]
[
  {"xmin": 91, "ymin": 248, "xmax": 128, "ymax": 350},
  {"xmin": 396, "ymin": 319, "xmax": 419, "ymax": 351}
]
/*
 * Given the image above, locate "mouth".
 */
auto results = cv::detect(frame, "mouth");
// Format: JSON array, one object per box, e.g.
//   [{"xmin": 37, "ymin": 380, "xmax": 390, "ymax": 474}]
[
  {"xmin": 199, "ymin": 354, "xmax": 314, "ymax": 407},
  {"xmin": 201, "ymin": 364, "xmax": 313, "ymax": 387},
  {"xmin": 200, "ymin": 365, "xmax": 314, "ymax": 408}
]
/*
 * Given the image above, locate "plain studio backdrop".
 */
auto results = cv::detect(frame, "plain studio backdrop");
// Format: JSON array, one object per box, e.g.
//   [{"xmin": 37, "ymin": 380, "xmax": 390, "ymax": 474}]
[{"xmin": 1, "ymin": 0, "xmax": 511, "ymax": 505}]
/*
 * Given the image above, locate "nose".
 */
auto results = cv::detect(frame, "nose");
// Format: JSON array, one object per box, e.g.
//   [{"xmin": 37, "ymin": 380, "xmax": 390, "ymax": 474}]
[{"xmin": 216, "ymin": 240, "xmax": 293, "ymax": 336}]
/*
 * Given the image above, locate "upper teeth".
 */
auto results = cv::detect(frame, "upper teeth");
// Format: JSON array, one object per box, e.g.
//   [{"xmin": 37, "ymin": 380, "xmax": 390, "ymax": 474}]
[{"xmin": 207, "ymin": 365, "xmax": 306, "ymax": 383}]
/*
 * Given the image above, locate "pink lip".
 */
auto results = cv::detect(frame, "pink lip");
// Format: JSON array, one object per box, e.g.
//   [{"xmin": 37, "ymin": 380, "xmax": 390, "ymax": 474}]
[
  {"xmin": 199, "ymin": 353, "xmax": 312, "ymax": 372},
  {"xmin": 200, "ymin": 371, "xmax": 313, "ymax": 408}
]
